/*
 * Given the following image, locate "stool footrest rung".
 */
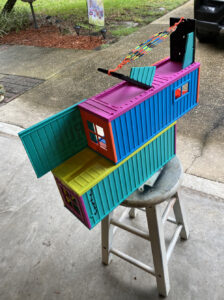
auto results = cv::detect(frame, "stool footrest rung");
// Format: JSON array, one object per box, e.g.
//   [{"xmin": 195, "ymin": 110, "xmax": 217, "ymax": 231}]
[
  {"xmin": 113, "ymin": 209, "xmax": 130, "ymax": 235},
  {"xmin": 167, "ymin": 217, "xmax": 177, "ymax": 225},
  {"xmin": 162, "ymin": 198, "xmax": 176, "ymax": 225},
  {"xmin": 111, "ymin": 218, "xmax": 150, "ymax": 241},
  {"xmin": 110, "ymin": 247, "xmax": 155, "ymax": 276},
  {"xmin": 137, "ymin": 208, "xmax": 146, "ymax": 212},
  {"xmin": 167, "ymin": 225, "xmax": 183, "ymax": 262}
]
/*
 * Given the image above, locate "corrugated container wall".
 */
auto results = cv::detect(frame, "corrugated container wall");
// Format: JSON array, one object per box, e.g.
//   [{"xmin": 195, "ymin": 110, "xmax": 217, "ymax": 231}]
[
  {"xmin": 53, "ymin": 124, "xmax": 176, "ymax": 229},
  {"xmin": 112, "ymin": 68, "xmax": 198, "ymax": 162}
]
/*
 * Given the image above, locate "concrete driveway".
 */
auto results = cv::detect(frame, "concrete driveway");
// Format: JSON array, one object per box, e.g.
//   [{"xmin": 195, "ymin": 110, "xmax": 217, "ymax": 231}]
[
  {"xmin": 0, "ymin": 130, "xmax": 224, "ymax": 300},
  {"xmin": 0, "ymin": 1, "xmax": 223, "ymax": 183},
  {"xmin": 0, "ymin": 1, "xmax": 224, "ymax": 299},
  {"xmin": 153, "ymin": 1, "xmax": 224, "ymax": 184}
]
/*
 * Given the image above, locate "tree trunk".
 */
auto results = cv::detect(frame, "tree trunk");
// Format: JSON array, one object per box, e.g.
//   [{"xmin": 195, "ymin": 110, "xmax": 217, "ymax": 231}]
[{"xmin": 2, "ymin": 0, "xmax": 17, "ymax": 14}]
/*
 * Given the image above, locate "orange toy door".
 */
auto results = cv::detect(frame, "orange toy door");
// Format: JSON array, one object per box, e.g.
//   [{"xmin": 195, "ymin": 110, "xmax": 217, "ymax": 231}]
[{"xmin": 80, "ymin": 109, "xmax": 117, "ymax": 163}]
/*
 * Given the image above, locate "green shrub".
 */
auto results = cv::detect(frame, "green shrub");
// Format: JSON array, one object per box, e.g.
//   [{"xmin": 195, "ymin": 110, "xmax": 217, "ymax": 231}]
[{"xmin": 0, "ymin": 8, "xmax": 29, "ymax": 36}]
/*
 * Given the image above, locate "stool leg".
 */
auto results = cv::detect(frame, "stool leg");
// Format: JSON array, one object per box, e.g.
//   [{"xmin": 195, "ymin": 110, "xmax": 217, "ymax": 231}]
[
  {"xmin": 146, "ymin": 205, "xmax": 170, "ymax": 297},
  {"xmin": 129, "ymin": 208, "xmax": 136, "ymax": 219},
  {"xmin": 173, "ymin": 192, "xmax": 189, "ymax": 240},
  {"xmin": 101, "ymin": 212, "xmax": 113, "ymax": 265}
]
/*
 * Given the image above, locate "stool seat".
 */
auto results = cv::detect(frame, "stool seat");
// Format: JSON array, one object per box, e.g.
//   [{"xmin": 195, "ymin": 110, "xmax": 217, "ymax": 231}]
[{"xmin": 122, "ymin": 156, "xmax": 183, "ymax": 207}]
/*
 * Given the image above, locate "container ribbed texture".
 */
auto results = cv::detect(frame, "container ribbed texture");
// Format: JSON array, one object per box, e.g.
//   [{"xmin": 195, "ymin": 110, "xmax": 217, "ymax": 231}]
[
  {"xmin": 19, "ymin": 103, "xmax": 87, "ymax": 178},
  {"xmin": 83, "ymin": 125, "xmax": 175, "ymax": 228},
  {"xmin": 112, "ymin": 68, "xmax": 198, "ymax": 161}
]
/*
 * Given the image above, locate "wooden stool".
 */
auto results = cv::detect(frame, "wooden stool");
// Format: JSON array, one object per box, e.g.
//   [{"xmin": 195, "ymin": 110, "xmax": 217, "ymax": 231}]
[{"xmin": 101, "ymin": 156, "xmax": 189, "ymax": 297}]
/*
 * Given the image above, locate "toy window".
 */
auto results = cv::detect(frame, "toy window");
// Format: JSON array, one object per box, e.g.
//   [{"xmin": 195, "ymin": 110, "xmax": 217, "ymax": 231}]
[
  {"xmin": 175, "ymin": 82, "xmax": 189, "ymax": 99},
  {"xmin": 62, "ymin": 186, "xmax": 81, "ymax": 216},
  {"xmin": 87, "ymin": 121, "xmax": 107, "ymax": 150}
]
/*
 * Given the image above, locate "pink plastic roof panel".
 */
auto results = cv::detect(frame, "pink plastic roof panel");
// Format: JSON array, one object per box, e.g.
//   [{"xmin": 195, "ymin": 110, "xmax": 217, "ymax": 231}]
[{"xmin": 79, "ymin": 58, "xmax": 200, "ymax": 122}]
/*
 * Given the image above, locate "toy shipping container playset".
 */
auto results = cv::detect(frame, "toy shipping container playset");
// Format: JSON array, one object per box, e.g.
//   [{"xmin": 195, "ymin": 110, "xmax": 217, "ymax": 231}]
[{"xmin": 19, "ymin": 18, "xmax": 200, "ymax": 229}]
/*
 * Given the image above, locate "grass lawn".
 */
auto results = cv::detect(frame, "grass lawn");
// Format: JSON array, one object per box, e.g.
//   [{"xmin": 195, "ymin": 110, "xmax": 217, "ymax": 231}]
[{"xmin": 0, "ymin": 0, "xmax": 188, "ymax": 37}]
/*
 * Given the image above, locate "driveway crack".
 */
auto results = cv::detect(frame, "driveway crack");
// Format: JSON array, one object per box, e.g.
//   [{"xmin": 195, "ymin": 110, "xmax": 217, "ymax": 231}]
[{"xmin": 185, "ymin": 115, "xmax": 224, "ymax": 173}]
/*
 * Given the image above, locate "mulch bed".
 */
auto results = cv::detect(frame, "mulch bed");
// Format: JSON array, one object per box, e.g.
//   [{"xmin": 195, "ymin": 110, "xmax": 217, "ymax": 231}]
[{"xmin": 0, "ymin": 26, "xmax": 105, "ymax": 50}]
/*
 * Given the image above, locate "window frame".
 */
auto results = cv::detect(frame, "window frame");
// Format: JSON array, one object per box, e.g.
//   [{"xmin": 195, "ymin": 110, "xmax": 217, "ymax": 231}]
[
  {"xmin": 174, "ymin": 80, "xmax": 190, "ymax": 103},
  {"xmin": 87, "ymin": 121, "xmax": 107, "ymax": 150}
]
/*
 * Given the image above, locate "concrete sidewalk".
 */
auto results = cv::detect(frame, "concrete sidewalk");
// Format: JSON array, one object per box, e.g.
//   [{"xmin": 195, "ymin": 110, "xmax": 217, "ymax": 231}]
[
  {"xmin": 0, "ymin": 1, "xmax": 223, "ymax": 184},
  {"xmin": 0, "ymin": 127, "xmax": 224, "ymax": 300}
]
